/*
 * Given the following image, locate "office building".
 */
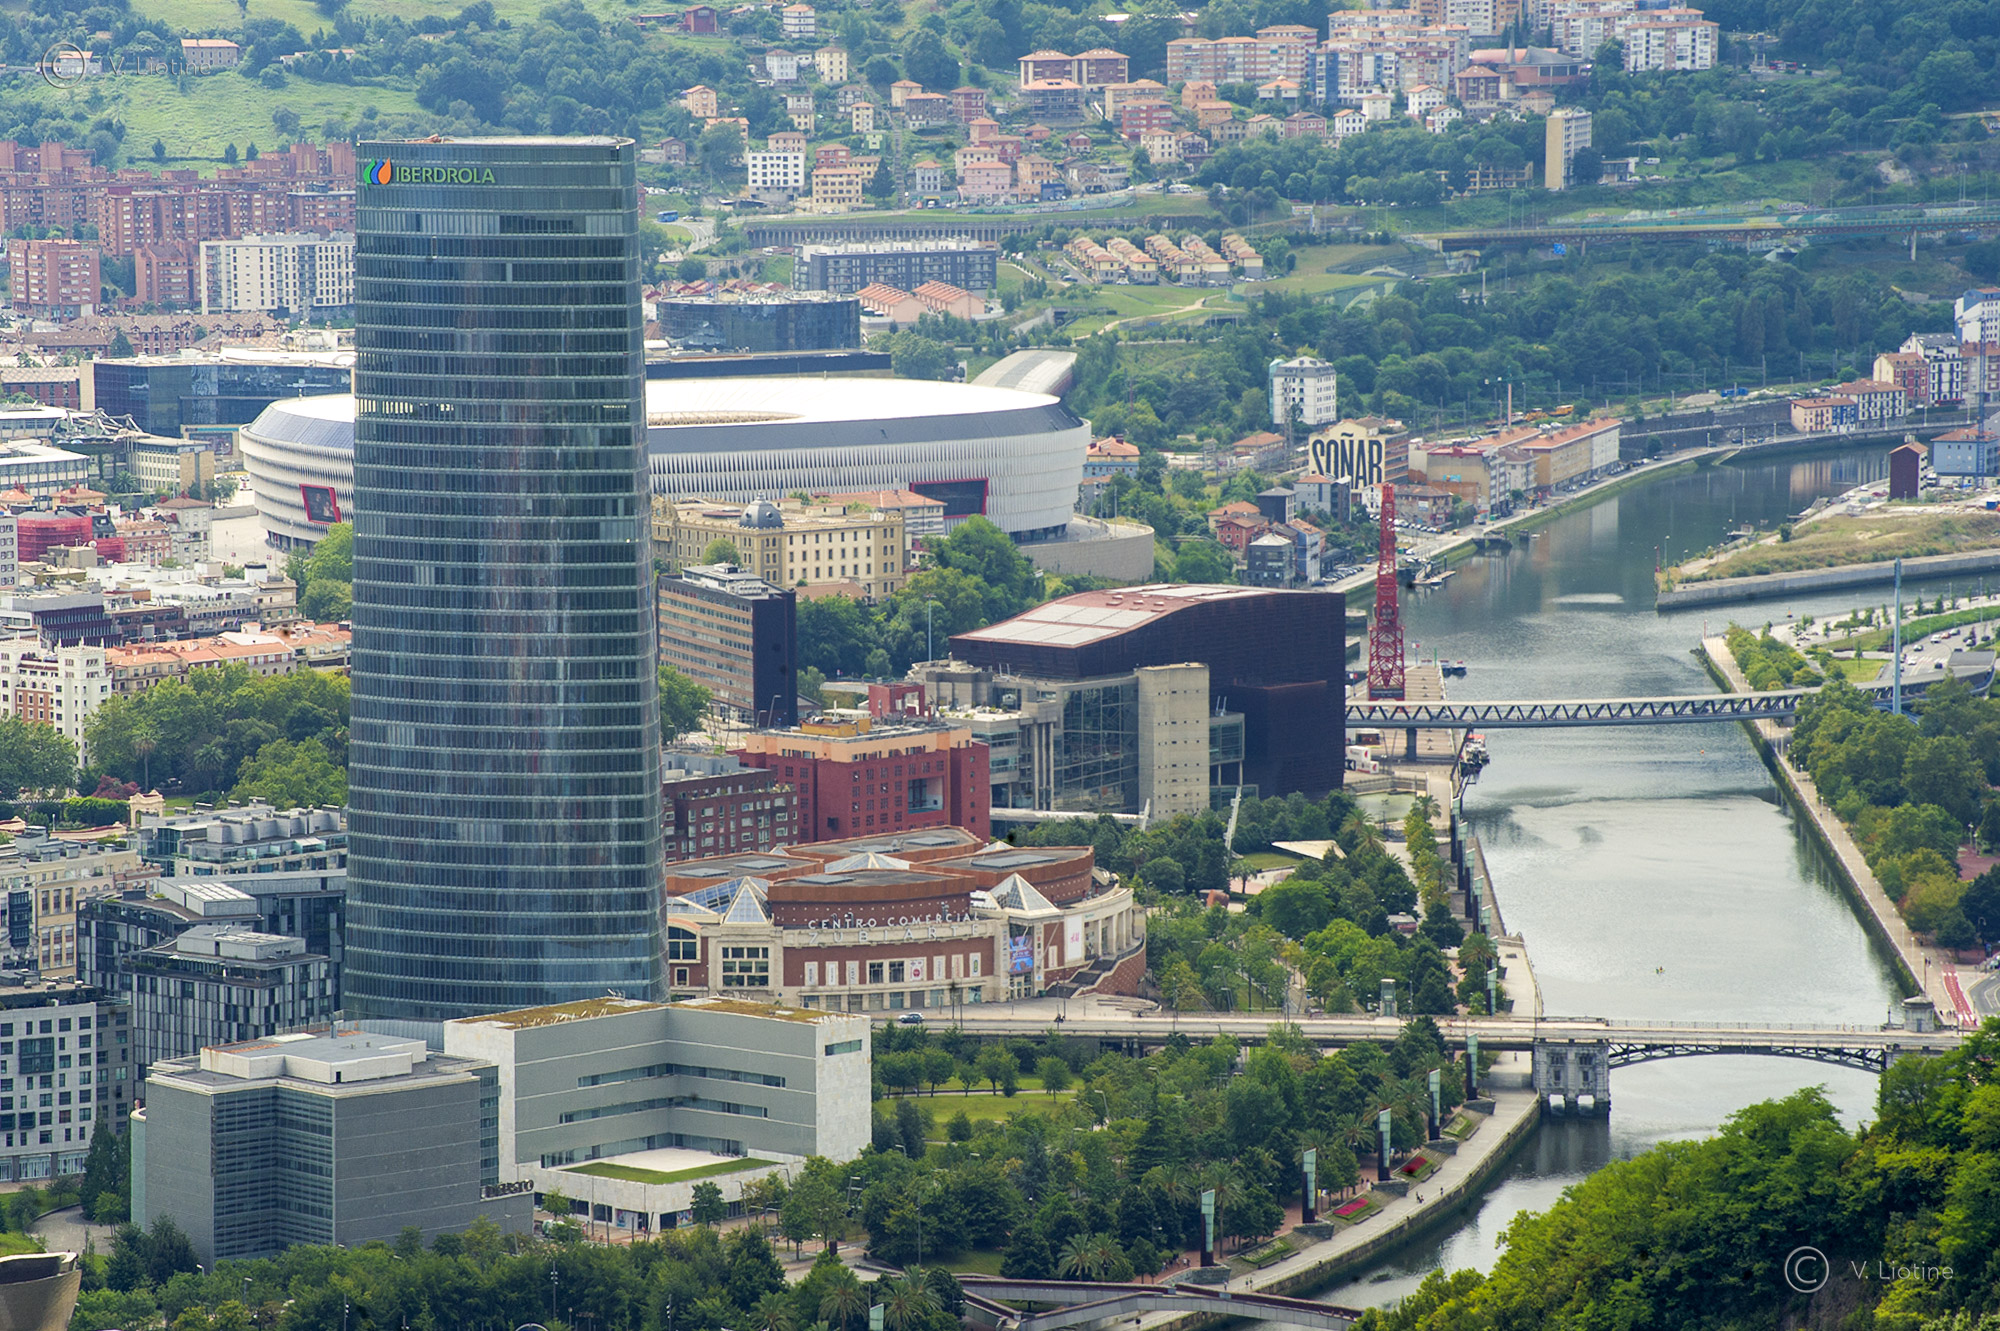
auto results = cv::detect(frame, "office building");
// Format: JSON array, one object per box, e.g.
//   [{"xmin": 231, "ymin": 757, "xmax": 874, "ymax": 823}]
[
  {"xmin": 7, "ymin": 239, "xmax": 99, "ymax": 319},
  {"xmin": 94, "ymin": 350, "xmax": 352, "ymax": 440},
  {"xmin": 1545, "ymin": 107, "xmax": 1592, "ymax": 190},
  {"xmin": 1269, "ymin": 355, "xmax": 1339, "ymax": 428},
  {"xmin": 801, "ymin": 241, "xmax": 1000, "ymax": 294},
  {"xmin": 656, "ymin": 496, "xmax": 908, "ymax": 601},
  {"xmin": 344, "ymin": 136, "xmax": 666, "ymax": 1020},
  {"xmin": 949, "ymin": 585, "xmax": 1346, "ymax": 800},
  {"xmin": 657, "ymin": 292, "xmax": 859, "ymax": 354},
  {"xmin": 661, "ymin": 752, "xmax": 799, "ymax": 862},
  {"xmin": 198, "ymin": 232, "xmax": 355, "ymax": 315},
  {"xmin": 657, "ymin": 564, "xmax": 798, "ymax": 727},
  {"xmin": 0, "ymin": 979, "xmax": 132, "ymax": 1182},
  {"xmin": 917, "ymin": 660, "xmax": 1245, "ymax": 817},
  {"xmin": 442, "ymin": 995, "xmax": 866, "ymax": 1230},
  {"xmin": 125, "ymin": 923, "xmax": 335, "ymax": 1076},
  {"xmin": 0, "ymin": 443, "xmax": 90, "ymax": 500},
  {"xmin": 135, "ymin": 1029, "xmax": 527, "ymax": 1264},
  {"xmin": 733, "ymin": 708, "xmax": 990, "ymax": 841}
]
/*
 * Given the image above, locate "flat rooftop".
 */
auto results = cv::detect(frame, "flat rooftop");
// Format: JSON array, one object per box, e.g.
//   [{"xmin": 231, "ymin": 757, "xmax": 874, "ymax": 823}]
[
  {"xmin": 450, "ymin": 997, "xmax": 662, "ymax": 1030},
  {"xmin": 677, "ymin": 996, "xmax": 830, "ymax": 1023},
  {"xmin": 665, "ymin": 852, "xmax": 816, "ymax": 881}
]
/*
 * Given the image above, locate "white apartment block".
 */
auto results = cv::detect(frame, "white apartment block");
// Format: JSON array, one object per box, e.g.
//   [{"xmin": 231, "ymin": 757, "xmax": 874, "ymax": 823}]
[
  {"xmin": 199, "ymin": 232, "xmax": 354, "ymax": 315},
  {"xmin": 0, "ymin": 643, "xmax": 108, "ymax": 767},
  {"xmin": 1958, "ymin": 289, "xmax": 2000, "ymax": 344},
  {"xmin": 1903, "ymin": 334, "xmax": 1966, "ymax": 405},
  {"xmin": 1270, "ymin": 356, "xmax": 1340, "ymax": 427},
  {"xmin": 1619, "ymin": 12, "xmax": 1718, "ymax": 70},
  {"xmin": 746, "ymin": 149, "xmax": 808, "ymax": 193},
  {"xmin": 0, "ymin": 515, "xmax": 16, "ymax": 590}
]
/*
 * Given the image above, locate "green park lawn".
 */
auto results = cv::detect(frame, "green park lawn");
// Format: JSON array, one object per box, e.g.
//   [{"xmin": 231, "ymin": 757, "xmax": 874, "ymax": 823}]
[{"xmin": 1236, "ymin": 851, "xmax": 1303, "ymax": 871}]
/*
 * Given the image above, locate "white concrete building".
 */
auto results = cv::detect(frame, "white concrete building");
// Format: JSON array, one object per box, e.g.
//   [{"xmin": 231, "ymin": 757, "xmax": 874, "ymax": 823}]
[
  {"xmin": 444, "ymin": 996, "xmax": 869, "ymax": 1234},
  {"xmin": 745, "ymin": 149, "xmax": 808, "ymax": 194},
  {"xmin": 0, "ymin": 643, "xmax": 107, "ymax": 766},
  {"xmin": 199, "ymin": 232, "xmax": 355, "ymax": 315},
  {"xmin": 1619, "ymin": 11, "xmax": 1717, "ymax": 69},
  {"xmin": 1270, "ymin": 355, "xmax": 1340, "ymax": 427}
]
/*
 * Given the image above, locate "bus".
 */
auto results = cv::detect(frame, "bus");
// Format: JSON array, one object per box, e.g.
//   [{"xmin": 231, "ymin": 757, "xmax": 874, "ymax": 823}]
[{"xmin": 656, "ymin": 210, "xmax": 680, "ymax": 223}]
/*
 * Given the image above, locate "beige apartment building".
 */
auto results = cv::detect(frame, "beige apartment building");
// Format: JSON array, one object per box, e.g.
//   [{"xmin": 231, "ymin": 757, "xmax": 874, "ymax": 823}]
[{"xmin": 655, "ymin": 496, "xmax": 908, "ymax": 601}]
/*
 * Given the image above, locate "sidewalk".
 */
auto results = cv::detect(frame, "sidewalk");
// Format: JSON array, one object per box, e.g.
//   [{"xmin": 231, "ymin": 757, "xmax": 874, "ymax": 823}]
[{"xmin": 1703, "ymin": 636, "xmax": 1975, "ymax": 1026}]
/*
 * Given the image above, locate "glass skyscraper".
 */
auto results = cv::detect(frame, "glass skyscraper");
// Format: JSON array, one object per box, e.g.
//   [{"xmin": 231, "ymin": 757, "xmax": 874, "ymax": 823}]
[{"xmin": 344, "ymin": 137, "xmax": 664, "ymax": 1020}]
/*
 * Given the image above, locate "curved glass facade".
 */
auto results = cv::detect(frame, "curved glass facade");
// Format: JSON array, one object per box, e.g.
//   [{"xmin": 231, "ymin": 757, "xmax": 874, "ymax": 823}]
[{"xmin": 345, "ymin": 137, "xmax": 664, "ymax": 1020}]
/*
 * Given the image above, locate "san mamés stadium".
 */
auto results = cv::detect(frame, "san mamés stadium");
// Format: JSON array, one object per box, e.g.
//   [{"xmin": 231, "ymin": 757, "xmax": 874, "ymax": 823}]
[{"xmin": 241, "ymin": 378, "xmax": 1088, "ymax": 551}]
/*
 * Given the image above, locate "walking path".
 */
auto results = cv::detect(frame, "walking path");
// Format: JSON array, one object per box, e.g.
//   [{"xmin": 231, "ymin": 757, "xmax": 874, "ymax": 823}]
[{"xmin": 1702, "ymin": 636, "xmax": 1980, "ymax": 1026}]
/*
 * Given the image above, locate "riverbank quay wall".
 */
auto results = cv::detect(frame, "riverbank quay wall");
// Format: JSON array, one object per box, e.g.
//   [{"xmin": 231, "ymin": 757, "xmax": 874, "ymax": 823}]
[
  {"xmin": 1659, "ymin": 548, "xmax": 2000, "ymax": 609},
  {"xmin": 1698, "ymin": 636, "xmax": 1944, "ymax": 1010}
]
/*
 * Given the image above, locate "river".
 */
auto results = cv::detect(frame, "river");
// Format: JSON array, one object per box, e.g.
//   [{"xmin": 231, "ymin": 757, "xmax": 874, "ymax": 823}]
[{"xmin": 1320, "ymin": 446, "xmax": 1930, "ymax": 1308}]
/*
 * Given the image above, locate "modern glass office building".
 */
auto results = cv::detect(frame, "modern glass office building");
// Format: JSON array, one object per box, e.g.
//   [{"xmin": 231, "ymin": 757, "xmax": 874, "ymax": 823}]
[{"xmin": 344, "ymin": 137, "xmax": 665, "ymax": 1020}]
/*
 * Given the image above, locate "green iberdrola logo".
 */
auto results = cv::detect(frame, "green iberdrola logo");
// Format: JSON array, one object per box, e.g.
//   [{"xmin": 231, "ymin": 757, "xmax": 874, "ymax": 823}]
[{"xmin": 362, "ymin": 160, "xmax": 496, "ymax": 185}]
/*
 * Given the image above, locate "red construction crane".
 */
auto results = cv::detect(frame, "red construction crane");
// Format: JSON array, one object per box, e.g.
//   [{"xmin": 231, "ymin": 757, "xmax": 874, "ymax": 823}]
[{"xmin": 1367, "ymin": 484, "xmax": 1405, "ymax": 700}]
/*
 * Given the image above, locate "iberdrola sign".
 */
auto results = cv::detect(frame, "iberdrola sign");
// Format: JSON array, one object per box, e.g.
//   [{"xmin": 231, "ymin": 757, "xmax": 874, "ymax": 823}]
[{"xmin": 363, "ymin": 159, "xmax": 496, "ymax": 185}]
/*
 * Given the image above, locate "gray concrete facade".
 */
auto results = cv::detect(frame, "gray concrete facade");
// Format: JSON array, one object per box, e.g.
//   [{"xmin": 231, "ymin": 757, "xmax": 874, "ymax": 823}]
[{"xmin": 137, "ymin": 1029, "xmax": 521, "ymax": 1263}]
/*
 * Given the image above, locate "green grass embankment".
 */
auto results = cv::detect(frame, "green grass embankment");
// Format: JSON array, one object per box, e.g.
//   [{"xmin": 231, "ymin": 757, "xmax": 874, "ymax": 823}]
[{"xmin": 1676, "ymin": 511, "xmax": 2000, "ymax": 584}]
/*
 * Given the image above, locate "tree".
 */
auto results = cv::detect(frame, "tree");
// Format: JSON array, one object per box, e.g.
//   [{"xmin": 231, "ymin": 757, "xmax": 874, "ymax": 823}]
[
  {"xmin": 0, "ymin": 715, "xmax": 77, "ymax": 797},
  {"xmin": 230, "ymin": 738, "xmax": 346, "ymax": 807},
  {"xmin": 150, "ymin": 139, "xmax": 166, "ymax": 163},
  {"xmin": 1035, "ymin": 1056, "xmax": 1072, "ymax": 1096},
  {"xmin": 886, "ymin": 333, "xmax": 954, "ymax": 381},
  {"xmin": 868, "ymin": 159, "xmax": 896, "ymax": 200},
  {"xmin": 975, "ymin": 1044, "xmax": 1015, "ymax": 1094},
  {"xmin": 702, "ymin": 537, "xmax": 743, "ymax": 565},
  {"xmin": 901, "ymin": 28, "xmax": 958, "ymax": 90},
  {"xmin": 1174, "ymin": 540, "xmax": 1236, "ymax": 583},
  {"xmin": 692, "ymin": 1180, "xmax": 728, "ymax": 1225},
  {"xmin": 659, "ymin": 664, "xmax": 711, "ymax": 742},
  {"xmin": 108, "ymin": 329, "xmax": 134, "ymax": 357},
  {"xmin": 677, "ymin": 256, "xmax": 708, "ymax": 281}
]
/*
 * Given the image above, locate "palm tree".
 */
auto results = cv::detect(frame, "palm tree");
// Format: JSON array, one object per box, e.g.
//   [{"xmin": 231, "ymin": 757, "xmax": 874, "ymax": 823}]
[
  {"xmin": 1412, "ymin": 794, "xmax": 1440, "ymax": 822},
  {"xmin": 756, "ymin": 1292, "xmax": 798, "ymax": 1331},
  {"xmin": 880, "ymin": 1275, "xmax": 938, "ymax": 1331},
  {"xmin": 820, "ymin": 1278, "xmax": 867, "ymax": 1331},
  {"xmin": 1058, "ymin": 1232, "xmax": 1110, "ymax": 1281},
  {"xmin": 1341, "ymin": 811, "xmax": 1381, "ymax": 854}
]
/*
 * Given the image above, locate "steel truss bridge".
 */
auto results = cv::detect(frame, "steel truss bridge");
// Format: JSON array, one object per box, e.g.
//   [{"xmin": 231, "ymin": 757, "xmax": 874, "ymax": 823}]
[
  {"xmin": 958, "ymin": 1277, "xmax": 1362, "ymax": 1331},
  {"xmin": 1345, "ymin": 680, "xmax": 1915, "ymax": 730}
]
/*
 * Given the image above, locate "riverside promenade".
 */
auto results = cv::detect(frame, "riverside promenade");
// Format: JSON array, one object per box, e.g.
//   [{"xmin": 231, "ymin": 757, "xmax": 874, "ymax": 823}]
[
  {"xmin": 1118, "ymin": 896, "xmax": 1549, "ymax": 1328},
  {"xmin": 1701, "ymin": 636, "xmax": 1979, "ymax": 1026}
]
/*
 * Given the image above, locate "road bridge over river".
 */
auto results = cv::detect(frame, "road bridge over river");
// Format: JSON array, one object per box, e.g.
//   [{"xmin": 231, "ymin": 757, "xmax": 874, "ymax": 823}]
[
  {"xmin": 937, "ymin": 1008, "xmax": 1964, "ymax": 1114},
  {"xmin": 1345, "ymin": 676, "xmax": 1927, "ymax": 732}
]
